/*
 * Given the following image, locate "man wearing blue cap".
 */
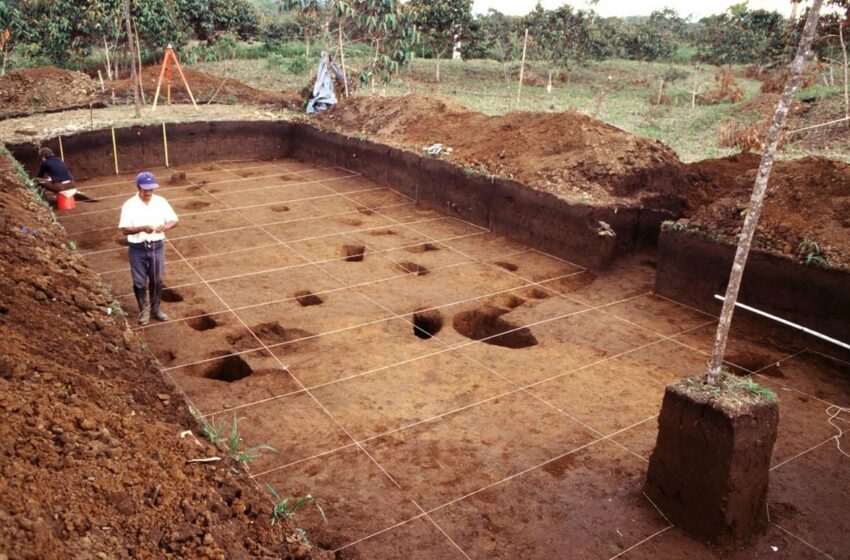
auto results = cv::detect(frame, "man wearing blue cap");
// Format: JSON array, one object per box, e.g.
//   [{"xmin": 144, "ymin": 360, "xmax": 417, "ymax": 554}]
[{"xmin": 118, "ymin": 172, "xmax": 179, "ymax": 325}]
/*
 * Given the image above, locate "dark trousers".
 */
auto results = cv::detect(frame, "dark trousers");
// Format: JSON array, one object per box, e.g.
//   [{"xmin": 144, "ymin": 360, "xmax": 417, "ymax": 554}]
[
  {"xmin": 129, "ymin": 240, "xmax": 165, "ymax": 312},
  {"xmin": 42, "ymin": 179, "xmax": 76, "ymax": 194}
]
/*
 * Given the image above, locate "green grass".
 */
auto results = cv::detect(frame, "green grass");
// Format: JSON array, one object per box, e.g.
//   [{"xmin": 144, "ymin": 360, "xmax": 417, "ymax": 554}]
[
  {"xmin": 267, "ymin": 484, "xmax": 327, "ymax": 526},
  {"xmin": 199, "ymin": 416, "xmax": 277, "ymax": 467},
  {"xmin": 680, "ymin": 371, "xmax": 778, "ymax": 412},
  {"xmin": 190, "ymin": 48, "xmax": 850, "ymax": 163}
]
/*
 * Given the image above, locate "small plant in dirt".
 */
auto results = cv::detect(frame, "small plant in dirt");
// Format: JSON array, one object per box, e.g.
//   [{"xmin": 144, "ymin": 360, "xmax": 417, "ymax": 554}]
[
  {"xmin": 267, "ymin": 484, "xmax": 327, "ymax": 525},
  {"xmin": 107, "ymin": 300, "xmax": 126, "ymax": 320},
  {"xmin": 67, "ymin": 241, "xmax": 77, "ymax": 251},
  {"xmin": 201, "ymin": 416, "xmax": 277, "ymax": 467},
  {"xmin": 797, "ymin": 239, "xmax": 830, "ymax": 268},
  {"xmin": 680, "ymin": 370, "xmax": 777, "ymax": 410}
]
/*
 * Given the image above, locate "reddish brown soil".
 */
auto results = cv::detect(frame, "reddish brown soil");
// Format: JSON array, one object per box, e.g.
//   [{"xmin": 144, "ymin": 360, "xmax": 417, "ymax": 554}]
[
  {"xmin": 110, "ymin": 65, "xmax": 302, "ymax": 109},
  {"xmin": 317, "ymin": 94, "xmax": 850, "ymax": 270},
  {"xmin": 0, "ymin": 67, "xmax": 100, "ymax": 118},
  {"xmin": 682, "ymin": 153, "xmax": 850, "ymax": 270},
  {"xmin": 316, "ymin": 94, "xmax": 690, "ymax": 202},
  {"xmin": 0, "ymin": 156, "xmax": 330, "ymax": 558}
]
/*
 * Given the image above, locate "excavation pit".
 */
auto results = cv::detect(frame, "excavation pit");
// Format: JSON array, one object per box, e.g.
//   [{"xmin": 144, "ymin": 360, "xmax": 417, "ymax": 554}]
[
  {"xmin": 36, "ymin": 125, "xmax": 849, "ymax": 559},
  {"xmin": 412, "ymin": 309, "xmax": 444, "ymax": 339},
  {"xmin": 294, "ymin": 290, "xmax": 323, "ymax": 307},
  {"xmin": 160, "ymin": 288, "xmax": 184, "ymax": 303},
  {"xmin": 397, "ymin": 261, "xmax": 429, "ymax": 276},
  {"xmin": 452, "ymin": 305, "xmax": 539, "ymax": 349},
  {"xmin": 187, "ymin": 314, "xmax": 218, "ymax": 332},
  {"xmin": 342, "ymin": 244, "xmax": 365, "ymax": 262},
  {"xmin": 198, "ymin": 354, "xmax": 253, "ymax": 383}
]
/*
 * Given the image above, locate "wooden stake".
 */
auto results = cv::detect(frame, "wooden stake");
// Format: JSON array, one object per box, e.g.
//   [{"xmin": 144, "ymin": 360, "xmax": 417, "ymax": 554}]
[
  {"xmin": 111, "ymin": 127, "xmax": 119, "ymax": 175},
  {"xmin": 151, "ymin": 48, "xmax": 170, "ymax": 110},
  {"xmin": 207, "ymin": 77, "xmax": 228, "ymax": 104},
  {"xmin": 104, "ymin": 38, "xmax": 113, "ymax": 81},
  {"xmin": 134, "ymin": 18, "xmax": 146, "ymax": 105},
  {"xmin": 58, "ymin": 135, "xmax": 64, "ymax": 161},
  {"xmin": 152, "ymin": 46, "xmax": 198, "ymax": 110},
  {"xmin": 162, "ymin": 122, "xmax": 169, "ymax": 167},
  {"xmin": 516, "ymin": 29, "xmax": 528, "ymax": 110},
  {"xmin": 338, "ymin": 25, "xmax": 349, "ymax": 98},
  {"xmin": 840, "ymin": 22, "xmax": 849, "ymax": 120},
  {"xmin": 124, "ymin": 0, "xmax": 141, "ymax": 117},
  {"xmin": 97, "ymin": 70, "xmax": 106, "ymax": 93},
  {"xmin": 170, "ymin": 50, "xmax": 198, "ymax": 109}
]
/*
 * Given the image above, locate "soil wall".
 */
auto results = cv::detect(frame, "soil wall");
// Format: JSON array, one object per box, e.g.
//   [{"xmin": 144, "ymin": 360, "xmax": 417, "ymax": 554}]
[
  {"xmin": 291, "ymin": 124, "xmax": 674, "ymax": 269},
  {"xmin": 8, "ymin": 121, "xmax": 294, "ymax": 181},
  {"xmin": 8, "ymin": 121, "xmax": 673, "ymax": 270},
  {"xmin": 655, "ymin": 229, "xmax": 850, "ymax": 344}
]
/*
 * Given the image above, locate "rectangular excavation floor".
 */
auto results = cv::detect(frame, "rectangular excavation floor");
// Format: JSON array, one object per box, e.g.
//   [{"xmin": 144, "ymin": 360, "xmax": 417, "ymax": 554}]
[{"xmin": 68, "ymin": 158, "xmax": 850, "ymax": 559}]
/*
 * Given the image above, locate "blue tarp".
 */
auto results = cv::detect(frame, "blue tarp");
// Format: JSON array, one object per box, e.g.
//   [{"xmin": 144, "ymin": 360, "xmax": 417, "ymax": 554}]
[{"xmin": 306, "ymin": 51, "xmax": 338, "ymax": 115}]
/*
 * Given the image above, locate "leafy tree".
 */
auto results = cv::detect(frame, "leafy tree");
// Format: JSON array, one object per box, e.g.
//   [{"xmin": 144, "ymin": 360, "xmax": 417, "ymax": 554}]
[
  {"xmin": 697, "ymin": 3, "xmax": 791, "ymax": 68},
  {"xmin": 18, "ymin": 0, "xmax": 125, "ymax": 67},
  {"xmin": 278, "ymin": 0, "xmax": 334, "ymax": 57},
  {"xmin": 340, "ymin": 0, "xmax": 418, "ymax": 87},
  {"xmin": 461, "ymin": 9, "xmax": 522, "ymax": 62},
  {"xmin": 408, "ymin": 0, "xmax": 472, "ymax": 81},
  {"xmin": 18, "ymin": 0, "xmax": 258, "ymax": 68},
  {"xmin": 0, "ymin": 1, "xmax": 31, "ymax": 75},
  {"xmin": 524, "ymin": 3, "xmax": 608, "ymax": 92},
  {"xmin": 619, "ymin": 8, "xmax": 686, "ymax": 62}
]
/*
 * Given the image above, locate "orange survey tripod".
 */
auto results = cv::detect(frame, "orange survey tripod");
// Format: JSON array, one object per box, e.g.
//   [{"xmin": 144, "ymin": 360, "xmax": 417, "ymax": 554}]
[{"xmin": 151, "ymin": 44, "xmax": 198, "ymax": 110}]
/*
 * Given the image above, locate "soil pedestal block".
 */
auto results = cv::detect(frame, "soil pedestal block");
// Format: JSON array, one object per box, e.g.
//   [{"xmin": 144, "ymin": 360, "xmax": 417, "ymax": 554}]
[{"xmin": 646, "ymin": 383, "xmax": 779, "ymax": 543}]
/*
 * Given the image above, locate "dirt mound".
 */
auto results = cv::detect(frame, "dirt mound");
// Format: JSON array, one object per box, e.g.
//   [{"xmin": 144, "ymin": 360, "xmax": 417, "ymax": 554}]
[
  {"xmin": 0, "ymin": 154, "xmax": 329, "ymax": 558},
  {"xmin": 318, "ymin": 94, "xmax": 689, "ymax": 203},
  {"xmin": 110, "ymin": 65, "xmax": 302, "ymax": 108},
  {"xmin": 683, "ymin": 153, "xmax": 850, "ymax": 270},
  {"xmin": 0, "ymin": 66, "xmax": 99, "ymax": 118}
]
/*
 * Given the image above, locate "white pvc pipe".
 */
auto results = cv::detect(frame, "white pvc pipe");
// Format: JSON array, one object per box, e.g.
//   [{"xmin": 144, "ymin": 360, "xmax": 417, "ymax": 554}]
[{"xmin": 713, "ymin": 294, "xmax": 850, "ymax": 351}]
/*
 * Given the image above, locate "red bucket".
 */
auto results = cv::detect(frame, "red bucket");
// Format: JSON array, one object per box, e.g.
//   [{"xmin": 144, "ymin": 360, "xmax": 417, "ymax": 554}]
[{"xmin": 57, "ymin": 191, "xmax": 76, "ymax": 211}]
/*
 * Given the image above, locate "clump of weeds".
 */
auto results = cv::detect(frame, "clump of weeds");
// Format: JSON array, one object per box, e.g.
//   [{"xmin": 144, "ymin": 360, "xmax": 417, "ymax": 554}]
[
  {"xmin": 199, "ymin": 415, "xmax": 276, "ymax": 469},
  {"xmin": 268, "ymin": 484, "xmax": 327, "ymax": 526}
]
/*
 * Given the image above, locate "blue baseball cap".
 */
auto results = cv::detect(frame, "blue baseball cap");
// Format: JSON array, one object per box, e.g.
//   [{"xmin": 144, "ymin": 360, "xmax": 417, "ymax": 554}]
[{"xmin": 136, "ymin": 171, "xmax": 159, "ymax": 190}]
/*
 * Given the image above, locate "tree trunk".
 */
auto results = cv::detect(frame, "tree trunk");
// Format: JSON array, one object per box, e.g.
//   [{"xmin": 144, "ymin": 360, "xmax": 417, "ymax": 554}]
[
  {"xmin": 104, "ymin": 38, "xmax": 113, "ymax": 81},
  {"xmin": 706, "ymin": 0, "xmax": 824, "ymax": 385},
  {"xmin": 840, "ymin": 22, "xmax": 849, "ymax": 120},
  {"xmin": 124, "ymin": 0, "xmax": 141, "ymax": 117},
  {"xmin": 1, "ymin": 43, "xmax": 7, "ymax": 77},
  {"xmin": 547, "ymin": 69, "xmax": 553, "ymax": 94},
  {"xmin": 515, "ymin": 28, "xmax": 528, "ymax": 109},
  {"xmin": 657, "ymin": 77, "xmax": 665, "ymax": 105},
  {"xmin": 436, "ymin": 52, "xmax": 441, "ymax": 82}
]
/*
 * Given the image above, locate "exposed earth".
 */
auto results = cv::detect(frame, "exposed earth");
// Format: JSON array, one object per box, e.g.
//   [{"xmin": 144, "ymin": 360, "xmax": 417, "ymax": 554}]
[
  {"xmin": 1, "ymin": 67, "xmax": 849, "ymax": 557},
  {"xmin": 316, "ymin": 94, "xmax": 690, "ymax": 204},
  {"xmin": 0, "ymin": 155, "xmax": 331, "ymax": 559},
  {"xmin": 314, "ymin": 93, "xmax": 850, "ymax": 270},
  {"xmin": 109, "ymin": 65, "xmax": 303, "ymax": 110},
  {"xmin": 0, "ymin": 67, "xmax": 100, "ymax": 119},
  {"xmin": 683, "ymin": 153, "xmax": 850, "ymax": 270}
]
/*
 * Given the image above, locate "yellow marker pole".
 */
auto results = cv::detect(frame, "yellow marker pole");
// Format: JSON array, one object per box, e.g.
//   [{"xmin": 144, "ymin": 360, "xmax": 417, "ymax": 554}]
[
  {"xmin": 111, "ymin": 127, "xmax": 119, "ymax": 175},
  {"xmin": 58, "ymin": 135, "xmax": 64, "ymax": 161},
  {"xmin": 162, "ymin": 122, "xmax": 170, "ymax": 168}
]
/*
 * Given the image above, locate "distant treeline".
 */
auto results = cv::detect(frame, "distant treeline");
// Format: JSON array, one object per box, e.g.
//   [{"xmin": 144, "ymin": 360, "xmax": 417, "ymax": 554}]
[{"xmin": 1, "ymin": 0, "xmax": 848, "ymax": 80}]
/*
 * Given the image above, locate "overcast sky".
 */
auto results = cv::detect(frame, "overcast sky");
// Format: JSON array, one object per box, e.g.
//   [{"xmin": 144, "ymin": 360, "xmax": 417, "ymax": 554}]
[{"xmin": 471, "ymin": 0, "xmax": 802, "ymax": 20}]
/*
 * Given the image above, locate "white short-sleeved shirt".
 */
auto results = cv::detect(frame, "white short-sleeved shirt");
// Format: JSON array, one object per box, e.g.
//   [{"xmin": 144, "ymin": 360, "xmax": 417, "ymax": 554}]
[{"xmin": 118, "ymin": 193, "xmax": 179, "ymax": 243}]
